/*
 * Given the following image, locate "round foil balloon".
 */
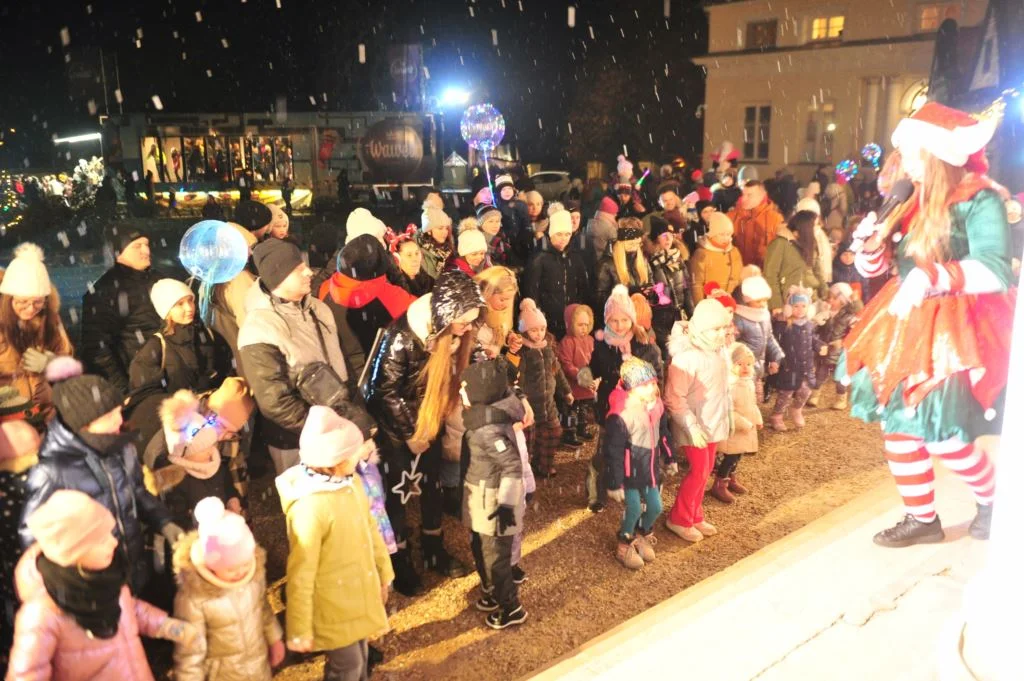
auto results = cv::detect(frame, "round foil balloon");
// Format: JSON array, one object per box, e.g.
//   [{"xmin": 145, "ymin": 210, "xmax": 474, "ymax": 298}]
[
  {"xmin": 835, "ymin": 159, "xmax": 859, "ymax": 184},
  {"xmin": 861, "ymin": 143, "xmax": 882, "ymax": 169},
  {"xmin": 460, "ymin": 103, "xmax": 506, "ymax": 152},
  {"xmin": 178, "ymin": 220, "xmax": 248, "ymax": 284}
]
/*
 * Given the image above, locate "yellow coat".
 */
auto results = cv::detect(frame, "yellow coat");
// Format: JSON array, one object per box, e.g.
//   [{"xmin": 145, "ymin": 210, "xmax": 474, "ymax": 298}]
[
  {"xmin": 0, "ymin": 328, "xmax": 73, "ymax": 422},
  {"xmin": 689, "ymin": 242, "xmax": 743, "ymax": 303},
  {"xmin": 275, "ymin": 467, "xmax": 394, "ymax": 651}
]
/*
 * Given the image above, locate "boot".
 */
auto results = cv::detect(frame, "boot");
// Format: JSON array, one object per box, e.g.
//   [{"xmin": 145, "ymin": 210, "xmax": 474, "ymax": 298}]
[
  {"xmin": 576, "ymin": 414, "xmax": 595, "ymax": 441},
  {"xmin": 709, "ymin": 476, "xmax": 735, "ymax": 504},
  {"xmin": 832, "ymin": 393, "xmax": 849, "ymax": 410},
  {"xmin": 633, "ymin": 532, "xmax": 657, "ymax": 562},
  {"xmin": 367, "ymin": 645, "xmax": 384, "ymax": 675},
  {"xmin": 791, "ymin": 407, "xmax": 806, "ymax": 429},
  {"xmin": 616, "ymin": 540, "xmax": 645, "ymax": 569},
  {"xmin": 560, "ymin": 429, "xmax": 582, "ymax": 451},
  {"xmin": 421, "ymin": 532, "xmax": 469, "ymax": 578},
  {"xmin": 390, "ymin": 547, "xmax": 422, "ymax": 597},
  {"xmin": 969, "ymin": 503, "xmax": 993, "ymax": 540},
  {"xmin": 441, "ymin": 485, "xmax": 462, "ymax": 519},
  {"xmin": 769, "ymin": 413, "xmax": 788, "ymax": 431},
  {"xmin": 873, "ymin": 514, "xmax": 945, "ymax": 548},
  {"xmin": 728, "ymin": 475, "xmax": 749, "ymax": 495},
  {"xmin": 806, "ymin": 389, "xmax": 821, "ymax": 408}
]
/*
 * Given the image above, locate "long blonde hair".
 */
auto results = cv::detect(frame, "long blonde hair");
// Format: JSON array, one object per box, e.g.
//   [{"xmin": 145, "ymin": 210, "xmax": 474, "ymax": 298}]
[
  {"xmin": 474, "ymin": 266, "xmax": 518, "ymax": 344},
  {"xmin": 612, "ymin": 240, "xmax": 650, "ymax": 287},
  {"xmin": 412, "ymin": 326, "xmax": 477, "ymax": 443},
  {"xmin": 890, "ymin": 150, "xmax": 966, "ymax": 265}
]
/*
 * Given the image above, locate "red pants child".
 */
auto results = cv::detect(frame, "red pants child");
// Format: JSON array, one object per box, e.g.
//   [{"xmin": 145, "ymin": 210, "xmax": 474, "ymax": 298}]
[{"xmin": 668, "ymin": 442, "xmax": 718, "ymax": 527}]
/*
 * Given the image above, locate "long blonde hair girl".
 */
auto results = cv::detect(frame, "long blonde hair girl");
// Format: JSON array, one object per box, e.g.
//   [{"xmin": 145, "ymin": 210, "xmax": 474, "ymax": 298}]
[
  {"xmin": 474, "ymin": 266, "xmax": 518, "ymax": 346},
  {"xmin": 412, "ymin": 324, "xmax": 478, "ymax": 444},
  {"xmin": 612, "ymin": 231, "xmax": 651, "ymax": 288}
]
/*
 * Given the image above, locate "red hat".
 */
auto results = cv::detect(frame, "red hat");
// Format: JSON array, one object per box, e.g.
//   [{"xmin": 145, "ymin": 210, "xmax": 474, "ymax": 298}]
[
  {"xmin": 598, "ymin": 196, "xmax": 619, "ymax": 217},
  {"xmin": 891, "ymin": 102, "xmax": 997, "ymax": 171},
  {"xmin": 703, "ymin": 281, "xmax": 736, "ymax": 311},
  {"xmin": 690, "ymin": 169, "xmax": 704, "ymax": 182}
]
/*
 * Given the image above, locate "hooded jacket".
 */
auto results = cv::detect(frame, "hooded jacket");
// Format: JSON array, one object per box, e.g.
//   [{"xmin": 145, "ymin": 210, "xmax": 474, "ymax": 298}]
[
  {"xmin": 663, "ymin": 334, "xmax": 731, "ymax": 446},
  {"xmin": 689, "ymin": 240, "xmax": 743, "ymax": 304},
  {"xmin": 728, "ymin": 198, "xmax": 784, "ymax": 269},
  {"xmin": 171, "ymin": 535, "xmax": 282, "ymax": 681},
  {"xmin": 776, "ymin": 320, "xmax": 825, "ymax": 391},
  {"xmin": 237, "ymin": 282, "xmax": 351, "ymax": 450},
  {"xmin": 521, "ymin": 245, "xmax": 591, "ymax": 338},
  {"xmin": 556, "ymin": 305, "xmax": 596, "ymax": 401},
  {"xmin": 462, "ymin": 393, "xmax": 526, "ymax": 537},
  {"xmin": 19, "ymin": 418, "xmax": 172, "ymax": 594},
  {"xmin": 8, "ymin": 544, "xmax": 167, "ymax": 681},
  {"xmin": 517, "ymin": 334, "xmax": 572, "ymax": 424},
  {"xmin": 275, "ymin": 467, "xmax": 393, "ymax": 651},
  {"xmin": 318, "ymin": 235, "xmax": 416, "ymax": 381},
  {"xmin": 720, "ymin": 372, "xmax": 762, "ymax": 455},
  {"xmin": 733, "ymin": 305, "xmax": 785, "ymax": 376},
  {"xmin": 80, "ymin": 263, "xmax": 164, "ymax": 394},
  {"xmin": 763, "ymin": 225, "xmax": 826, "ymax": 311},
  {"xmin": 603, "ymin": 387, "xmax": 674, "ymax": 490}
]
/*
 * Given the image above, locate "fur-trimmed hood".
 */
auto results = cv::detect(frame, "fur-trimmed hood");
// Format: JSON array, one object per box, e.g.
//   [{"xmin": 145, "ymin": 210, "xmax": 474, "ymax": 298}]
[{"xmin": 406, "ymin": 293, "xmax": 432, "ymax": 344}]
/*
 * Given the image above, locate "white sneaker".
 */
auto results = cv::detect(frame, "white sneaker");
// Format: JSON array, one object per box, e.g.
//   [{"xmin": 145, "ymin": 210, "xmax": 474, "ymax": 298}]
[
  {"xmin": 666, "ymin": 520, "xmax": 704, "ymax": 543},
  {"xmin": 694, "ymin": 520, "xmax": 718, "ymax": 536}
]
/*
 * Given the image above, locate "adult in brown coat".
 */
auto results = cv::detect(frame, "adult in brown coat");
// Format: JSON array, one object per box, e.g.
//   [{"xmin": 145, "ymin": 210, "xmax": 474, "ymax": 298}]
[{"xmin": 728, "ymin": 180, "xmax": 784, "ymax": 269}]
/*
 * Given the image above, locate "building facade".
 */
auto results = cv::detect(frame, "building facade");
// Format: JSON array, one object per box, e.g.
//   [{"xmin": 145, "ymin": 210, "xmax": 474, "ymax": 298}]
[{"xmin": 693, "ymin": 0, "xmax": 987, "ymax": 180}]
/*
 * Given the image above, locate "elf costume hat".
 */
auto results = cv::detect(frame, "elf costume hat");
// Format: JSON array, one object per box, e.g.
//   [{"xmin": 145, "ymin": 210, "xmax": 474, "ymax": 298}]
[{"xmin": 890, "ymin": 102, "xmax": 997, "ymax": 171}]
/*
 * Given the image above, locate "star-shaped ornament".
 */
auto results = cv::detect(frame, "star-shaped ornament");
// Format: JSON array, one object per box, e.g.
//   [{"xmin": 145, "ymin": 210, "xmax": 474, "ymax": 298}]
[{"xmin": 391, "ymin": 459, "xmax": 423, "ymax": 505}]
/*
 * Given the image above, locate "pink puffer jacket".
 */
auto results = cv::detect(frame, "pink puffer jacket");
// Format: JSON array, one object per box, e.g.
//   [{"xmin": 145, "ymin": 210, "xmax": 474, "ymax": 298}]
[
  {"xmin": 557, "ymin": 304, "xmax": 597, "ymax": 402},
  {"xmin": 7, "ymin": 545, "xmax": 168, "ymax": 681}
]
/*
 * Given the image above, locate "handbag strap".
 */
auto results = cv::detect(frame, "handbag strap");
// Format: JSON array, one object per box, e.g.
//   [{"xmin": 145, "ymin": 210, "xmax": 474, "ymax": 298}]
[{"xmin": 155, "ymin": 332, "xmax": 166, "ymax": 372}]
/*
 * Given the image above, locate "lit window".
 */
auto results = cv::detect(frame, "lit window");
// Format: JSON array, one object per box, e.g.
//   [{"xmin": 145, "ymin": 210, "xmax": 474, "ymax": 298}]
[
  {"xmin": 811, "ymin": 15, "xmax": 845, "ymax": 40},
  {"xmin": 743, "ymin": 105, "xmax": 771, "ymax": 161},
  {"xmin": 919, "ymin": 3, "xmax": 961, "ymax": 32}
]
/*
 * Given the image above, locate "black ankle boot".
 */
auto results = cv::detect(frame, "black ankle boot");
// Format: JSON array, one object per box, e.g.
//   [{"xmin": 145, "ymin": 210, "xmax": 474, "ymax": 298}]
[
  {"xmin": 422, "ymin": 533, "xmax": 469, "ymax": 578},
  {"xmin": 873, "ymin": 514, "xmax": 945, "ymax": 548},
  {"xmin": 969, "ymin": 503, "xmax": 993, "ymax": 540},
  {"xmin": 391, "ymin": 547, "xmax": 422, "ymax": 597},
  {"xmin": 367, "ymin": 645, "xmax": 384, "ymax": 674},
  {"xmin": 576, "ymin": 420, "xmax": 594, "ymax": 441},
  {"xmin": 560, "ymin": 430, "xmax": 582, "ymax": 449}
]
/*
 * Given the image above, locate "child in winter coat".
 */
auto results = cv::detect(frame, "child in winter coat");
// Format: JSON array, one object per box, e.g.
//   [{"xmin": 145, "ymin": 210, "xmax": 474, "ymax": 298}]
[
  {"xmin": 663, "ymin": 299, "xmax": 734, "ymax": 543},
  {"xmin": 809, "ymin": 282, "xmax": 859, "ymax": 411},
  {"xmin": 557, "ymin": 304, "xmax": 598, "ymax": 445},
  {"xmin": 587, "ymin": 285, "xmax": 663, "ymax": 513},
  {"xmin": 8, "ymin": 490, "xmax": 196, "ymax": 681},
  {"xmin": 733, "ymin": 271, "xmax": 784, "ymax": 401},
  {"xmin": 514, "ymin": 299, "xmax": 573, "ymax": 478},
  {"xmin": 0, "ymin": 419, "xmax": 40, "ymax": 665},
  {"xmin": 275, "ymin": 406, "xmax": 393, "ymax": 679},
  {"xmin": 172, "ymin": 497, "xmax": 284, "ymax": 681},
  {"xmin": 145, "ymin": 390, "xmax": 241, "ymax": 530},
  {"xmin": 689, "ymin": 212, "xmax": 743, "ymax": 304},
  {"xmin": 712, "ymin": 343, "xmax": 762, "ymax": 504},
  {"xmin": 604, "ymin": 357, "xmax": 675, "ymax": 569},
  {"xmin": 771, "ymin": 288, "xmax": 827, "ymax": 431},
  {"xmin": 648, "ymin": 215, "xmax": 691, "ymax": 338},
  {"xmin": 460, "ymin": 358, "xmax": 529, "ymax": 630}
]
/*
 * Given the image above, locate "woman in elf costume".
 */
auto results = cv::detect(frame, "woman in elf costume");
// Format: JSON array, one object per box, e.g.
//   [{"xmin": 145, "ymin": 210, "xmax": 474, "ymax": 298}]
[{"xmin": 839, "ymin": 102, "xmax": 1014, "ymax": 548}]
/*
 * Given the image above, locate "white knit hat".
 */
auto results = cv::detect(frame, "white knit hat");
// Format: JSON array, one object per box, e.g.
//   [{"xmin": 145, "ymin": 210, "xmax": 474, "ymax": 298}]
[
  {"xmin": 422, "ymin": 206, "xmax": 452, "ymax": 232},
  {"xmin": 457, "ymin": 228, "xmax": 488, "ymax": 256},
  {"xmin": 549, "ymin": 210, "xmax": 573, "ymax": 236},
  {"xmin": 0, "ymin": 243, "xmax": 51, "ymax": 298},
  {"xmin": 741, "ymin": 276, "xmax": 772, "ymax": 302},
  {"xmin": 299, "ymin": 406, "xmax": 364, "ymax": 468},
  {"xmin": 795, "ymin": 197, "xmax": 821, "ymax": 216},
  {"xmin": 150, "ymin": 279, "xmax": 194, "ymax": 320},
  {"xmin": 345, "ymin": 207, "xmax": 387, "ymax": 245},
  {"xmin": 830, "ymin": 282, "xmax": 854, "ymax": 305}
]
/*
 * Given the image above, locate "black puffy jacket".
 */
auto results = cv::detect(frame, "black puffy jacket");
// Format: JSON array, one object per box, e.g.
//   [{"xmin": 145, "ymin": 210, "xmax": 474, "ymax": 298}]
[
  {"xmin": 521, "ymin": 246, "xmax": 591, "ymax": 338},
  {"xmin": 19, "ymin": 418, "xmax": 171, "ymax": 594},
  {"xmin": 650, "ymin": 248, "xmax": 690, "ymax": 314},
  {"xmin": 362, "ymin": 311, "xmax": 428, "ymax": 444},
  {"xmin": 80, "ymin": 264, "xmax": 164, "ymax": 394},
  {"xmin": 595, "ymin": 251, "xmax": 649, "ymax": 314},
  {"xmin": 591, "ymin": 336, "xmax": 663, "ymax": 425}
]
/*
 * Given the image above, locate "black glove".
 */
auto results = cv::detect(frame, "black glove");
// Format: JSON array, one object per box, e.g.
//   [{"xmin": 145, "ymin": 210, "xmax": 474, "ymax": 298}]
[{"xmin": 488, "ymin": 504, "xmax": 517, "ymax": 534}]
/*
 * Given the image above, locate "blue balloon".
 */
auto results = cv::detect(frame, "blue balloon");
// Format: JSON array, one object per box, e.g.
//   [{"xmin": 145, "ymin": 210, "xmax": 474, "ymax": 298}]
[{"xmin": 178, "ymin": 220, "xmax": 248, "ymax": 285}]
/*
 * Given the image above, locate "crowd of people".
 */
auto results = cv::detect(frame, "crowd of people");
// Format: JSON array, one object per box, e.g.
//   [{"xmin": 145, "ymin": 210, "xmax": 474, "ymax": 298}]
[{"xmin": 0, "ymin": 101, "xmax": 1019, "ymax": 681}]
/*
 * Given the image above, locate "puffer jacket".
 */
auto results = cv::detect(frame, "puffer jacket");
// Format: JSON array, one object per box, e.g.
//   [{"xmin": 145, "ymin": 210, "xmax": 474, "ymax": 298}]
[
  {"xmin": 689, "ymin": 241, "xmax": 743, "ymax": 303},
  {"xmin": 818, "ymin": 303, "xmax": 857, "ymax": 363},
  {"xmin": 663, "ymin": 333, "xmax": 731, "ymax": 446},
  {"xmin": 462, "ymin": 393, "xmax": 526, "ymax": 537},
  {"xmin": 591, "ymin": 334, "xmax": 664, "ymax": 426},
  {"xmin": 720, "ymin": 374, "xmax": 762, "ymax": 455},
  {"xmin": 522, "ymin": 246, "xmax": 591, "ymax": 338},
  {"xmin": 19, "ymin": 418, "xmax": 172, "ymax": 594},
  {"xmin": 80, "ymin": 263, "xmax": 164, "ymax": 394},
  {"xmin": 8, "ymin": 544, "xmax": 168, "ymax": 681},
  {"xmin": 1, "ymin": 452, "xmax": 37, "ymax": 631},
  {"xmin": 362, "ymin": 295, "xmax": 431, "ymax": 444},
  {"xmin": 517, "ymin": 335, "xmax": 572, "ymax": 424},
  {"xmin": 171, "ymin": 534, "xmax": 282, "ymax": 681},
  {"xmin": 763, "ymin": 226, "xmax": 827, "ymax": 311},
  {"xmin": 595, "ymin": 251, "xmax": 649, "ymax": 314},
  {"xmin": 275, "ymin": 466, "xmax": 394, "ymax": 651},
  {"xmin": 733, "ymin": 305, "xmax": 785, "ymax": 377},
  {"xmin": 0, "ymin": 329, "xmax": 73, "ymax": 423},
  {"xmin": 556, "ymin": 305, "xmax": 596, "ymax": 402},
  {"xmin": 776, "ymin": 320, "xmax": 825, "ymax": 391},
  {"xmin": 649, "ymin": 246, "xmax": 689, "ymax": 313},
  {"xmin": 603, "ymin": 387, "xmax": 673, "ymax": 491},
  {"xmin": 728, "ymin": 198, "xmax": 784, "ymax": 269},
  {"xmin": 237, "ymin": 281, "xmax": 353, "ymax": 450}
]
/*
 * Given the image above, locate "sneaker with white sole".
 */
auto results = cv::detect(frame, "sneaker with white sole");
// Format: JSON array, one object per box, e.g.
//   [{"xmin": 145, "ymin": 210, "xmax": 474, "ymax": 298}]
[
  {"xmin": 665, "ymin": 520, "xmax": 704, "ymax": 542},
  {"xmin": 694, "ymin": 520, "xmax": 717, "ymax": 536},
  {"xmin": 475, "ymin": 592, "xmax": 500, "ymax": 612},
  {"xmin": 511, "ymin": 564, "xmax": 528, "ymax": 584},
  {"xmin": 486, "ymin": 605, "xmax": 528, "ymax": 629}
]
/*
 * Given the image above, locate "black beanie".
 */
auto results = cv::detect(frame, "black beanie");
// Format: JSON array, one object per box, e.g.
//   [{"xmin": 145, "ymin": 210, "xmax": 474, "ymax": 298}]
[
  {"xmin": 108, "ymin": 226, "xmax": 146, "ymax": 254},
  {"xmin": 253, "ymin": 238, "xmax": 304, "ymax": 292},
  {"xmin": 234, "ymin": 200, "xmax": 273, "ymax": 232},
  {"xmin": 47, "ymin": 359, "xmax": 124, "ymax": 432},
  {"xmin": 338, "ymin": 234, "xmax": 390, "ymax": 281},
  {"xmin": 649, "ymin": 215, "xmax": 672, "ymax": 242},
  {"xmin": 461, "ymin": 359, "xmax": 509, "ymax": 406}
]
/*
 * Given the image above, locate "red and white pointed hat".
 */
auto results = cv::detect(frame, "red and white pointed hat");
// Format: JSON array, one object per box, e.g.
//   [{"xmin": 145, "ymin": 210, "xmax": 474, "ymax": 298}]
[{"xmin": 891, "ymin": 102, "xmax": 997, "ymax": 170}]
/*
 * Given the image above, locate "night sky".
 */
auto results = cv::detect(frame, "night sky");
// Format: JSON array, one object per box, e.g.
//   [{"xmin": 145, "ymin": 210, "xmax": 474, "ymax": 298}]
[{"xmin": 0, "ymin": 0, "xmax": 709, "ymax": 170}]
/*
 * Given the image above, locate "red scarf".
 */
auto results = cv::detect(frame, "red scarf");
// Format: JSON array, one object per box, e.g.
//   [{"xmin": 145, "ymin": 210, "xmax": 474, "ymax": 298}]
[{"xmin": 320, "ymin": 272, "xmax": 415, "ymax": 318}]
